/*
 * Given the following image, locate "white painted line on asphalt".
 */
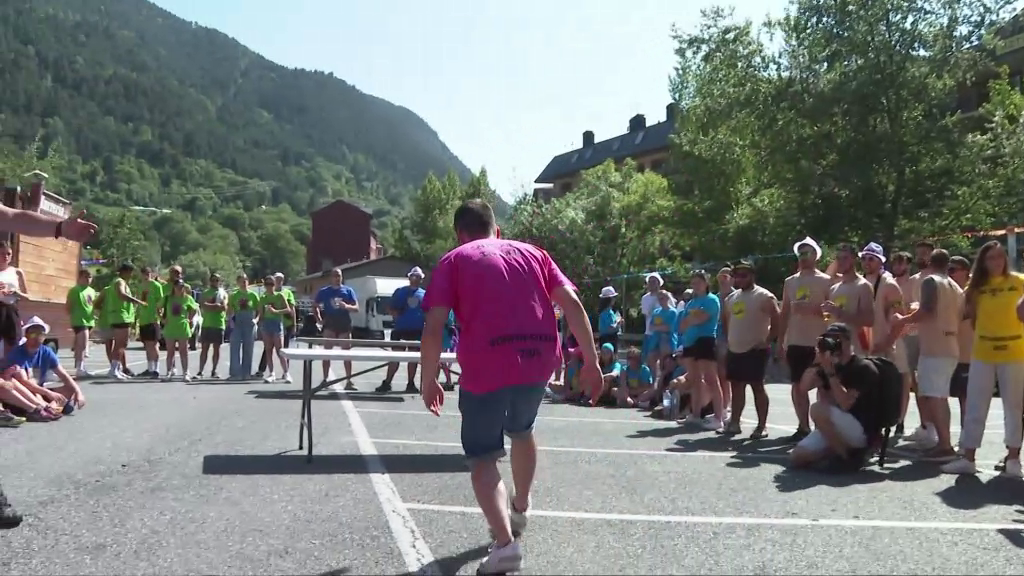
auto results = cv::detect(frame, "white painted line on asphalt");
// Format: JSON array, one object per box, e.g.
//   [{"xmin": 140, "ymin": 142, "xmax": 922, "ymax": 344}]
[
  {"xmin": 402, "ymin": 502, "xmax": 1024, "ymax": 531},
  {"xmin": 338, "ymin": 397, "xmax": 439, "ymax": 575}
]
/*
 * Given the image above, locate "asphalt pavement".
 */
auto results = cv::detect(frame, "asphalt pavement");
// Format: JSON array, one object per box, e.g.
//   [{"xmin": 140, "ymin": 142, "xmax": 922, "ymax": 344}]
[{"xmin": 2, "ymin": 342, "xmax": 1023, "ymax": 575}]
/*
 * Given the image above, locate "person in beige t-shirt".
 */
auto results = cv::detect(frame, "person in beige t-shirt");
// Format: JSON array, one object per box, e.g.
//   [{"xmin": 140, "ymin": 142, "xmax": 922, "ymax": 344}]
[
  {"xmin": 777, "ymin": 236, "xmax": 832, "ymax": 440},
  {"xmin": 720, "ymin": 260, "xmax": 779, "ymax": 440},
  {"xmin": 824, "ymin": 244, "xmax": 874, "ymax": 354}
]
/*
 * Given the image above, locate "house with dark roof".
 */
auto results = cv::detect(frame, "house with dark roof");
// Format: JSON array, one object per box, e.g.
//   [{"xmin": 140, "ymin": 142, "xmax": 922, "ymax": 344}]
[
  {"xmin": 533, "ymin": 103, "xmax": 677, "ymax": 201},
  {"xmin": 957, "ymin": 11, "xmax": 1024, "ymax": 116},
  {"xmin": 306, "ymin": 199, "xmax": 385, "ymax": 275}
]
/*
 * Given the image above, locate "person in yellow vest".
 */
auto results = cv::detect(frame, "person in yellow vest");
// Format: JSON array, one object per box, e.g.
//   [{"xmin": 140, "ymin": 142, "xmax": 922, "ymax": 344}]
[{"xmin": 940, "ymin": 241, "xmax": 1024, "ymax": 477}]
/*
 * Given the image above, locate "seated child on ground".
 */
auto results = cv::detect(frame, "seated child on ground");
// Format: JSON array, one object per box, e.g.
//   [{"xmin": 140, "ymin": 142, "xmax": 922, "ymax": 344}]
[
  {"xmin": 649, "ymin": 353, "xmax": 686, "ymax": 418},
  {"xmin": 0, "ymin": 367, "xmax": 63, "ymax": 421},
  {"xmin": 613, "ymin": 347, "xmax": 653, "ymax": 408}
]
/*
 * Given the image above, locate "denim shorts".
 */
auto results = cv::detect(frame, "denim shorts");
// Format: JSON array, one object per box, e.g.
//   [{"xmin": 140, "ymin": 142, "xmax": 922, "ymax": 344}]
[
  {"xmin": 261, "ymin": 318, "xmax": 284, "ymax": 338},
  {"xmin": 459, "ymin": 383, "xmax": 547, "ymax": 462}
]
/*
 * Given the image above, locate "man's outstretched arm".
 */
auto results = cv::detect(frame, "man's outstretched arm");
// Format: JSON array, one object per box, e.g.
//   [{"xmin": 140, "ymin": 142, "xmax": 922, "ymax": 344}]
[{"xmin": 0, "ymin": 205, "xmax": 97, "ymax": 242}]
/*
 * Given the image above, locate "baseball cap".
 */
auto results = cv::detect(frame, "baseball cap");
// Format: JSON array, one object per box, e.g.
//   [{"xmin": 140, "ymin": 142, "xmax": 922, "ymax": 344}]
[
  {"xmin": 731, "ymin": 259, "xmax": 755, "ymax": 272},
  {"xmin": 823, "ymin": 322, "xmax": 853, "ymax": 339},
  {"xmin": 273, "ymin": 272, "xmax": 285, "ymax": 280}
]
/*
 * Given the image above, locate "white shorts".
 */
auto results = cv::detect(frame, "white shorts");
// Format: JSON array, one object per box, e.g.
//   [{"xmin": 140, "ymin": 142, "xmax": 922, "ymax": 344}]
[
  {"xmin": 890, "ymin": 338, "xmax": 910, "ymax": 374},
  {"xmin": 797, "ymin": 405, "xmax": 867, "ymax": 452},
  {"xmin": 917, "ymin": 356, "xmax": 958, "ymax": 398}
]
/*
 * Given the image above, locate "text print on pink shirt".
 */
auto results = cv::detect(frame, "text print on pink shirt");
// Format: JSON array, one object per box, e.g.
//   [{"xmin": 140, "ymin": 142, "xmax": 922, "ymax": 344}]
[{"xmin": 423, "ymin": 238, "xmax": 575, "ymax": 395}]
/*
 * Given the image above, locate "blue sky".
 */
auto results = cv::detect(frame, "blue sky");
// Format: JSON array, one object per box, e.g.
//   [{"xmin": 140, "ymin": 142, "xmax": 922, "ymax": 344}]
[{"xmin": 153, "ymin": 0, "xmax": 788, "ymax": 200}]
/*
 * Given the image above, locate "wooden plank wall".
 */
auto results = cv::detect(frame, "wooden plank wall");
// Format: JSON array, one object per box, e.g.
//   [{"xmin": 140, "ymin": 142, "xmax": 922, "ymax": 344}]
[{"xmin": 17, "ymin": 235, "xmax": 79, "ymax": 304}]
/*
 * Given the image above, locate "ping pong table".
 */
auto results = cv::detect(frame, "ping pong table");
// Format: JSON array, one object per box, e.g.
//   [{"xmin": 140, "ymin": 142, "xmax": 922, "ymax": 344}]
[{"xmin": 283, "ymin": 340, "xmax": 457, "ymax": 462}]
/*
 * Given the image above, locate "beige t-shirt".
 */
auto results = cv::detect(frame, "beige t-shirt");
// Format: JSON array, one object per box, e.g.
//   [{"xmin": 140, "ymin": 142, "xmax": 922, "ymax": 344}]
[
  {"xmin": 725, "ymin": 285, "xmax": 778, "ymax": 354},
  {"xmin": 828, "ymin": 275, "xmax": 873, "ymax": 353},
  {"xmin": 782, "ymin": 271, "xmax": 832, "ymax": 348}
]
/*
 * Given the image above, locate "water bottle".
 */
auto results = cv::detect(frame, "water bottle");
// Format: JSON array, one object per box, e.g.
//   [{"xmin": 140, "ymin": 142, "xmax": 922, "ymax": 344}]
[
  {"xmin": 670, "ymin": 390, "xmax": 681, "ymax": 420},
  {"xmin": 662, "ymin": 390, "xmax": 673, "ymax": 418}
]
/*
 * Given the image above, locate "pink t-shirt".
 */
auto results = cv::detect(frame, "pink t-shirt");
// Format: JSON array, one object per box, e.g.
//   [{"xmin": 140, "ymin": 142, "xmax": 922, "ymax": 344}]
[{"xmin": 423, "ymin": 238, "xmax": 574, "ymax": 394}]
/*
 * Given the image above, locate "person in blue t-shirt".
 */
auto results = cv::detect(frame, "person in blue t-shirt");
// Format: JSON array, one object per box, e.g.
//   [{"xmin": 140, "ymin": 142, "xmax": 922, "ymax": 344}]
[
  {"xmin": 596, "ymin": 286, "xmax": 623, "ymax": 351},
  {"xmin": 595, "ymin": 342, "xmax": 622, "ymax": 404},
  {"xmin": 313, "ymin": 268, "xmax": 359, "ymax": 388},
  {"xmin": 6, "ymin": 316, "xmax": 84, "ymax": 413},
  {"xmin": 614, "ymin": 347, "xmax": 653, "ymax": 407},
  {"xmin": 649, "ymin": 291, "xmax": 678, "ymax": 365},
  {"xmin": 376, "ymin": 266, "xmax": 428, "ymax": 394},
  {"xmin": 439, "ymin": 310, "xmax": 456, "ymax": 390},
  {"xmin": 676, "ymin": 270, "xmax": 725, "ymax": 430}
]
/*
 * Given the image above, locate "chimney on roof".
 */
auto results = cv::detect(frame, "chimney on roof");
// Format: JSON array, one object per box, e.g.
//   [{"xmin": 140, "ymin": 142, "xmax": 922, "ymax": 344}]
[
  {"xmin": 628, "ymin": 114, "xmax": 646, "ymax": 133},
  {"xmin": 666, "ymin": 103, "xmax": 679, "ymax": 124},
  {"xmin": 582, "ymin": 130, "xmax": 595, "ymax": 148}
]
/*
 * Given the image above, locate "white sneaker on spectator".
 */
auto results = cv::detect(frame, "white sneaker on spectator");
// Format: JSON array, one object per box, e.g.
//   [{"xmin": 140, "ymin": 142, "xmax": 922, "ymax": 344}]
[
  {"xmin": 183, "ymin": 373, "xmax": 192, "ymax": 383},
  {"xmin": 476, "ymin": 540, "xmax": 522, "ymax": 575},
  {"xmin": 701, "ymin": 415, "xmax": 723, "ymax": 431},
  {"xmin": 162, "ymin": 371, "xmax": 177, "ymax": 382},
  {"xmin": 263, "ymin": 373, "xmax": 275, "ymax": 383},
  {"xmin": 75, "ymin": 368, "xmax": 95, "ymax": 379},
  {"xmin": 940, "ymin": 458, "xmax": 977, "ymax": 475},
  {"xmin": 906, "ymin": 425, "xmax": 937, "ymax": 446},
  {"xmin": 1002, "ymin": 458, "xmax": 1023, "ymax": 479},
  {"xmin": 283, "ymin": 373, "xmax": 293, "ymax": 384}
]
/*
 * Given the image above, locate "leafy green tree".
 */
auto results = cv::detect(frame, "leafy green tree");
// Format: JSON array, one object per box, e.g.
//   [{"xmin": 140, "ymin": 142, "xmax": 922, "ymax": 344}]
[{"xmin": 392, "ymin": 173, "xmax": 460, "ymax": 266}]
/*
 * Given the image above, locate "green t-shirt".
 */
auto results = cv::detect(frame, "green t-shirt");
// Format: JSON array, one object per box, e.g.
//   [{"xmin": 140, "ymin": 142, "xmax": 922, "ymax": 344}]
[
  {"xmin": 100, "ymin": 284, "xmax": 120, "ymax": 326},
  {"xmin": 67, "ymin": 285, "xmax": 97, "ymax": 328},
  {"xmin": 229, "ymin": 288, "xmax": 260, "ymax": 315},
  {"xmin": 107, "ymin": 278, "xmax": 135, "ymax": 324},
  {"xmin": 281, "ymin": 288, "xmax": 296, "ymax": 327},
  {"xmin": 200, "ymin": 287, "xmax": 228, "ymax": 330},
  {"xmin": 138, "ymin": 279, "xmax": 165, "ymax": 326},
  {"xmin": 261, "ymin": 291, "xmax": 289, "ymax": 321},
  {"xmin": 163, "ymin": 294, "xmax": 198, "ymax": 340}
]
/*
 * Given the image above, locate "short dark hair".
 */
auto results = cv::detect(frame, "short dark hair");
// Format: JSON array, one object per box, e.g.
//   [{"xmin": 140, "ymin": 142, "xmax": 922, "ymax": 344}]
[
  {"xmin": 77, "ymin": 269, "xmax": 92, "ymax": 278},
  {"xmin": 928, "ymin": 248, "xmax": 951, "ymax": 269},
  {"xmin": 835, "ymin": 242, "xmax": 856, "ymax": 255},
  {"xmin": 453, "ymin": 199, "xmax": 496, "ymax": 239},
  {"xmin": 915, "ymin": 240, "xmax": 936, "ymax": 250},
  {"xmin": 950, "ymin": 256, "xmax": 971, "ymax": 270},
  {"xmin": 118, "ymin": 262, "xmax": 135, "ymax": 273},
  {"xmin": 891, "ymin": 251, "xmax": 913, "ymax": 264}
]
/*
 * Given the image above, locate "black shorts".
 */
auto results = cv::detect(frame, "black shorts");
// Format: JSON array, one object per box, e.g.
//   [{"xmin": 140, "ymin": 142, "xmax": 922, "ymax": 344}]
[
  {"xmin": 200, "ymin": 328, "xmax": 225, "ymax": 345},
  {"xmin": 0, "ymin": 302, "xmax": 19, "ymax": 345},
  {"xmin": 785, "ymin": 345, "xmax": 817, "ymax": 384},
  {"xmin": 950, "ymin": 362, "xmax": 969, "ymax": 398},
  {"xmin": 110, "ymin": 322, "xmax": 131, "ymax": 330},
  {"xmin": 391, "ymin": 328, "xmax": 423, "ymax": 351},
  {"xmin": 323, "ymin": 314, "xmax": 353, "ymax": 335},
  {"xmin": 682, "ymin": 336, "xmax": 716, "ymax": 361},
  {"xmin": 139, "ymin": 323, "xmax": 161, "ymax": 342},
  {"xmin": 598, "ymin": 333, "xmax": 619, "ymax": 351},
  {"xmin": 72, "ymin": 325, "xmax": 91, "ymax": 334},
  {"xmin": 725, "ymin": 348, "xmax": 770, "ymax": 383}
]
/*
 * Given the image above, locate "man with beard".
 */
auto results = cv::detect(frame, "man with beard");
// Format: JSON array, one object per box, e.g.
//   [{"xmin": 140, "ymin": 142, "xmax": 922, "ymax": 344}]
[
  {"xmin": 889, "ymin": 251, "xmax": 917, "ymax": 437},
  {"xmin": 824, "ymin": 244, "xmax": 874, "ymax": 355},
  {"xmin": 902, "ymin": 240, "xmax": 939, "ymax": 446},
  {"xmin": 719, "ymin": 260, "xmax": 779, "ymax": 439},
  {"xmin": 860, "ymin": 242, "xmax": 907, "ymax": 369},
  {"xmin": 776, "ymin": 237, "xmax": 832, "ymax": 441}
]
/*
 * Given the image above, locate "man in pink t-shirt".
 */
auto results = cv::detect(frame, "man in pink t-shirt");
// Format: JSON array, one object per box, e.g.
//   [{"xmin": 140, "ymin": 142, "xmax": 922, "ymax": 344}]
[{"xmin": 420, "ymin": 199, "xmax": 601, "ymax": 575}]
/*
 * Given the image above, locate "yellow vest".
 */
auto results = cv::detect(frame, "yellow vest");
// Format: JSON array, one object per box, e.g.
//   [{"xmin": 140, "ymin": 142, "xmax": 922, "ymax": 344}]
[{"xmin": 972, "ymin": 272, "xmax": 1024, "ymax": 363}]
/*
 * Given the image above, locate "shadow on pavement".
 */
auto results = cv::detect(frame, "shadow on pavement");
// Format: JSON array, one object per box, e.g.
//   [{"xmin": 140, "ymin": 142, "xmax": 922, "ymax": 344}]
[
  {"xmin": 666, "ymin": 434, "xmax": 793, "ymax": 468},
  {"xmin": 772, "ymin": 467, "xmax": 888, "ymax": 492},
  {"xmin": 935, "ymin": 474, "xmax": 1024, "ymax": 511},
  {"xmin": 313, "ymin": 568, "xmax": 351, "ymax": 576},
  {"xmin": 202, "ymin": 453, "xmax": 469, "ymax": 476},
  {"xmin": 398, "ymin": 544, "xmax": 491, "ymax": 576},
  {"xmin": 245, "ymin": 390, "xmax": 407, "ymax": 403}
]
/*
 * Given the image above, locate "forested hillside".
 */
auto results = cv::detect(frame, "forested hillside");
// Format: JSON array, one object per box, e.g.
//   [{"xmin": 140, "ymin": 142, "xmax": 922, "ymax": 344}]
[{"xmin": 0, "ymin": 0, "xmax": 490, "ymax": 281}]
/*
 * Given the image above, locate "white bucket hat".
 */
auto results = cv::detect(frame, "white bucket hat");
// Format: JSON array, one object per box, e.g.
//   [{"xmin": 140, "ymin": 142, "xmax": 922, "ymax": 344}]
[
  {"xmin": 599, "ymin": 286, "xmax": 618, "ymax": 298},
  {"xmin": 859, "ymin": 242, "xmax": 886, "ymax": 263},
  {"xmin": 407, "ymin": 266, "xmax": 425, "ymax": 278},
  {"xmin": 22, "ymin": 315, "xmax": 50, "ymax": 334},
  {"xmin": 793, "ymin": 236, "xmax": 823, "ymax": 261},
  {"xmin": 644, "ymin": 272, "xmax": 664, "ymax": 287}
]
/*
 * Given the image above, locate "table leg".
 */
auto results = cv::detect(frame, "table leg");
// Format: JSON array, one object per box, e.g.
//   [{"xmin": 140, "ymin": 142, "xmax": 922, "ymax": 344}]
[
  {"xmin": 299, "ymin": 359, "xmax": 308, "ymax": 450},
  {"xmin": 305, "ymin": 359, "xmax": 314, "ymax": 463}
]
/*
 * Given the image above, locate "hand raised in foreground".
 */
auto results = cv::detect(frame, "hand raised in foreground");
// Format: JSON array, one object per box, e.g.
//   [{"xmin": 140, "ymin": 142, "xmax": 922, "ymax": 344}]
[
  {"xmin": 421, "ymin": 377, "xmax": 444, "ymax": 416},
  {"xmin": 580, "ymin": 361, "xmax": 604, "ymax": 407},
  {"xmin": 61, "ymin": 210, "xmax": 98, "ymax": 243}
]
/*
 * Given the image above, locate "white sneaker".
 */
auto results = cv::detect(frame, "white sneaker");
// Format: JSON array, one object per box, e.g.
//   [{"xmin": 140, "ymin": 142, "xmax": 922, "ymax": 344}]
[
  {"xmin": 263, "ymin": 373, "xmax": 275, "ymax": 383},
  {"xmin": 162, "ymin": 372, "xmax": 176, "ymax": 382},
  {"xmin": 113, "ymin": 371, "xmax": 129, "ymax": 381},
  {"xmin": 701, "ymin": 416, "xmax": 723, "ymax": 431},
  {"xmin": 940, "ymin": 458, "xmax": 978, "ymax": 475},
  {"xmin": 183, "ymin": 373, "xmax": 192, "ymax": 383},
  {"xmin": 907, "ymin": 425, "xmax": 938, "ymax": 446},
  {"xmin": 283, "ymin": 373, "xmax": 293, "ymax": 384},
  {"xmin": 684, "ymin": 414, "xmax": 702, "ymax": 426},
  {"xmin": 75, "ymin": 368, "xmax": 95, "ymax": 379},
  {"xmin": 1002, "ymin": 458, "xmax": 1023, "ymax": 479},
  {"xmin": 476, "ymin": 540, "xmax": 522, "ymax": 575}
]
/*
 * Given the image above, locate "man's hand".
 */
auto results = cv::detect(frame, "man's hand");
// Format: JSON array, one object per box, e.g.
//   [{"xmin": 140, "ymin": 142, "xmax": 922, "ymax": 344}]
[
  {"xmin": 580, "ymin": 361, "xmax": 603, "ymax": 406},
  {"xmin": 72, "ymin": 390, "xmax": 86, "ymax": 409},
  {"xmin": 44, "ymin": 389, "xmax": 67, "ymax": 404},
  {"xmin": 421, "ymin": 377, "xmax": 444, "ymax": 416},
  {"xmin": 822, "ymin": 301, "xmax": 841, "ymax": 316},
  {"xmin": 775, "ymin": 344, "xmax": 786, "ymax": 363},
  {"xmin": 61, "ymin": 211, "xmax": 98, "ymax": 242},
  {"xmin": 815, "ymin": 350, "xmax": 834, "ymax": 372}
]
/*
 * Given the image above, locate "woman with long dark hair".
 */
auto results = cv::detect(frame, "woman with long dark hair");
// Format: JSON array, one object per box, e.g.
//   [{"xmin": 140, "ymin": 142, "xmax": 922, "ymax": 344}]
[
  {"xmin": 596, "ymin": 286, "xmax": 623, "ymax": 351},
  {"xmin": 677, "ymin": 270, "xmax": 725, "ymax": 430},
  {"xmin": 942, "ymin": 241, "xmax": 1024, "ymax": 477}
]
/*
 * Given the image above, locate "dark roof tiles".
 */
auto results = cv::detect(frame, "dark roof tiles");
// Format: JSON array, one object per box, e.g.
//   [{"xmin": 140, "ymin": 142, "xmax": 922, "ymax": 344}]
[{"xmin": 534, "ymin": 119, "xmax": 673, "ymax": 184}]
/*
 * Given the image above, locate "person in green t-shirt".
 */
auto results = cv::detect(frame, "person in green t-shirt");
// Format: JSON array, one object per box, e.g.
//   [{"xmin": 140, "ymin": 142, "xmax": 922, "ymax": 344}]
[
  {"xmin": 106, "ymin": 263, "xmax": 146, "ymax": 381},
  {"xmin": 136, "ymin": 266, "xmax": 165, "ymax": 379},
  {"xmin": 257, "ymin": 271, "xmax": 297, "ymax": 376},
  {"xmin": 92, "ymin": 280, "xmax": 129, "ymax": 378},
  {"xmin": 65, "ymin": 269, "xmax": 97, "ymax": 378},
  {"xmin": 259, "ymin": 275, "xmax": 293, "ymax": 383},
  {"xmin": 227, "ymin": 273, "xmax": 260, "ymax": 380},
  {"xmin": 162, "ymin": 279, "xmax": 199, "ymax": 382},
  {"xmin": 197, "ymin": 273, "xmax": 228, "ymax": 378}
]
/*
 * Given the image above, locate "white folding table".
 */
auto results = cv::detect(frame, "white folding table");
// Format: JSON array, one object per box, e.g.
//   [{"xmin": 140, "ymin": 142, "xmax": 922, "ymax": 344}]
[{"xmin": 282, "ymin": 346, "xmax": 457, "ymax": 462}]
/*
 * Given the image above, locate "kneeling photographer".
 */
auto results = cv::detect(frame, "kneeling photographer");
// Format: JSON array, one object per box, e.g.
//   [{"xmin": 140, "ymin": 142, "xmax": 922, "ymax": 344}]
[{"xmin": 790, "ymin": 323, "xmax": 880, "ymax": 471}]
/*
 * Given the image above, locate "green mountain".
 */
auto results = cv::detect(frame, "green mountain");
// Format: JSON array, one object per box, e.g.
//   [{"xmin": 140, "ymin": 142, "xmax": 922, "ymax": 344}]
[{"xmin": 0, "ymin": 0, "xmax": 486, "ymax": 281}]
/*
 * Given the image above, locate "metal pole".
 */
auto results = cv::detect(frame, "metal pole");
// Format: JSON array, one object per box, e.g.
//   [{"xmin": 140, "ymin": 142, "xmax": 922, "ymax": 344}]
[{"xmin": 1007, "ymin": 226, "xmax": 1018, "ymax": 271}]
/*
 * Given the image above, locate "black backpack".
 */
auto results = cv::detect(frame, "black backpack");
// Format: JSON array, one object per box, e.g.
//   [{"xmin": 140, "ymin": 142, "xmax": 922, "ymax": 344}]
[{"xmin": 865, "ymin": 355, "xmax": 903, "ymax": 467}]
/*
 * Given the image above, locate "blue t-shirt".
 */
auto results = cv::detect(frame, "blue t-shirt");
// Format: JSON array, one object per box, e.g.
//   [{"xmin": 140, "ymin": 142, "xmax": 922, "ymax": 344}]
[
  {"xmin": 598, "ymin": 308, "xmax": 621, "ymax": 335},
  {"xmin": 7, "ymin": 344, "xmax": 60, "ymax": 383},
  {"xmin": 601, "ymin": 360, "xmax": 622, "ymax": 376},
  {"xmin": 681, "ymin": 294, "xmax": 721, "ymax": 347},
  {"xmin": 622, "ymin": 364, "xmax": 653, "ymax": 388},
  {"xmin": 441, "ymin": 310, "xmax": 456, "ymax": 350},
  {"xmin": 315, "ymin": 284, "xmax": 358, "ymax": 319},
  {"xmin": 390, "ymin": 285, "xmax": 427, "ymax": 331},
  {"xmin": 651, "ymin": 306, "xmax": 678, "ymax": 333}
]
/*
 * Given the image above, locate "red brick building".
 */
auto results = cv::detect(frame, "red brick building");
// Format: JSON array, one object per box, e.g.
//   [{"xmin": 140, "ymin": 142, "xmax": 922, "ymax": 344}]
[{"xmin": 306, "ymin": 200, "xmax": 384, "ymax": 275}]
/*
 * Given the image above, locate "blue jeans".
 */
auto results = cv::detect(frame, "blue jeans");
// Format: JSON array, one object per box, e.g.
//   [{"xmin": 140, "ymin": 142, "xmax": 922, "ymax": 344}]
[
  {"xmin": 229, "ymin": 317, "xmax": 255, "ymax": 378},
  {"xmin": 459, "ymin": 383, "xmax": 547, "ymax": 463}
]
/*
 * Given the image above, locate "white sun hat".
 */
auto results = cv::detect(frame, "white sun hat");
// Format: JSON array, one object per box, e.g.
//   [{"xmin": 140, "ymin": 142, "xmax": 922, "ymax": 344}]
[
  {"xmin": 22, "ymin": 315, "xmax": 50, "ymax": 334},
  {"xmin": 599, "ymin": 286, "xmax": 618, "ymax": 298},
  {"xmin": 644, "ymin": 272, "xmax": 664, "ymax": 287},
  {"xmin": 792, "ymin": 236, "xmax": 823, "ymax": 260}
]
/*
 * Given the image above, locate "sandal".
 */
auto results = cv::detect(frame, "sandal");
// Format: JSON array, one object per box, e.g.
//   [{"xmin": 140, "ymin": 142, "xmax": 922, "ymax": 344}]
[{"xmin": 749, "ymin": 426, "xmax": 768, "ymax": 440}]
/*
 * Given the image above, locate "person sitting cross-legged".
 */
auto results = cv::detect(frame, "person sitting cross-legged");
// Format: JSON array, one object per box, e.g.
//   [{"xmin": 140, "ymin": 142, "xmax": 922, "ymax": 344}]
[
  {"xmin": 0, "ymin": 377, "xmax": 61, "ymax": 422},
  {"xmin": 613, "ymin": 347, "xmax": 653, "ymax": 408},
  {"xmin": 789, "ymin": 323, "xmax": 881, "ymax": 471},
  {"xmin": 6, "ymin": 316, "xmax": 85, "ymax": 413}
]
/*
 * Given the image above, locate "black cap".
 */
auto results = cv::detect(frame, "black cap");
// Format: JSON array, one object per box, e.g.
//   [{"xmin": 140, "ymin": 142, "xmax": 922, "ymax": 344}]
[
  {"xmin": 731, "ymin": 259, "xmax": 755, "ymax": 272},
  {"xmin": 823, "ymin": 322, "xmax": 853, "ymax": 339}
]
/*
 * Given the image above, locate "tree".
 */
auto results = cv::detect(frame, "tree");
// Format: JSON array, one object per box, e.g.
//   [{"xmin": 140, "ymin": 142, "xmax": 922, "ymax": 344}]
[{"xmin": 392, "ymin": 172, "xmax": 461, "ymax": 267}]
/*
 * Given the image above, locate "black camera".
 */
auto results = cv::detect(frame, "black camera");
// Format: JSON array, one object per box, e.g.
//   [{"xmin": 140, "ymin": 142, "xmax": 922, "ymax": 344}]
[{"xmin": 816, "ymin": 335, "xmax": 842, "ymax": 354}]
